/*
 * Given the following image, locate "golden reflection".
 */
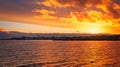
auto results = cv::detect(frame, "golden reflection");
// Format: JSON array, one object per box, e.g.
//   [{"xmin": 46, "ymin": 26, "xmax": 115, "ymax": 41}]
[
  {"xmin": 1, "ymin": 40, "xmax": 120, "ymax": 67},
  {"xmin": 82, "ymin": 41, "xmax": 119, "ymax": 67}
]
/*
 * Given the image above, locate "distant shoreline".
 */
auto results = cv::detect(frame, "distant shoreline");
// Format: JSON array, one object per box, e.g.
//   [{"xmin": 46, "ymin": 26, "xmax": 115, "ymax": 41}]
[
  {"xmin": 0, "ymin": 33, "xmax": 120, "ymax": 41},
  {"xmin": 1, "ymin": 38, "xmax": 120, "ymax": 41},
  {"xmin": 0, "ymin": 39, "xmax": 120, "ymax": 41}
]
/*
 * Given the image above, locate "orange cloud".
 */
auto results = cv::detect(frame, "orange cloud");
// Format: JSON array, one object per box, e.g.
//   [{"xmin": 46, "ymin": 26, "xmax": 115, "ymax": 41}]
[
  {"xmin": 34, "ymin": 0, "xmax": 120, "ymax": 34},
  {"xmin": 33, "ymin": 9, "xmax": 57, "ymax": 19},
  {"xmin": 39, "ymin": 0, "xmax": 73, "ymax": 8},
  {"xmin": 37, "ymin": 0, "xmax": 120, "ymax": 26}
]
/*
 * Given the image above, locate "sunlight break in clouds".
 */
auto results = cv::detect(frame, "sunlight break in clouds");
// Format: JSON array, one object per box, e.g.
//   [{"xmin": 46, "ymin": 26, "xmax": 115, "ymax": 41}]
[{"xmin": 34, "ymin": 0, "xmax": 120, "ymax": 34}]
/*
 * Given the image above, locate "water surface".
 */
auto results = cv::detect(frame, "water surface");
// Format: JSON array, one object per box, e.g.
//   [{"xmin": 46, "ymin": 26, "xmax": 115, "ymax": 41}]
[{"xmin": 0, "ymin": 40, "xmax": 120, "ymax": 67}]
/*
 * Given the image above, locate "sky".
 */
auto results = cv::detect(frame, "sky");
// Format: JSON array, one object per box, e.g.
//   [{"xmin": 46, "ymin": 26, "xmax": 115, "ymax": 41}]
[{"xmin": 0, "ymin": 0, "xmax": 120, "ymax": 34}]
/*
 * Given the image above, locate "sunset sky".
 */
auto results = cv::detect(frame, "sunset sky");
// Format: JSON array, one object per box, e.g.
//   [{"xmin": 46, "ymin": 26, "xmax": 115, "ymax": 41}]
[{"xmin": 0, "ymin": 0, "xmax": 120, "ymax": 34}]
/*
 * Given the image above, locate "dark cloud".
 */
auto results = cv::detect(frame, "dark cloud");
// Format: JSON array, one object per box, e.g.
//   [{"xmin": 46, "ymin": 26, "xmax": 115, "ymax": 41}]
[
  {"xmin": 0, "ymin": 0, "xmax": 37, "ymax": 15},
  {"xmin": 113, "ymin": 0, "xmax": 120, "ymax": 4}
]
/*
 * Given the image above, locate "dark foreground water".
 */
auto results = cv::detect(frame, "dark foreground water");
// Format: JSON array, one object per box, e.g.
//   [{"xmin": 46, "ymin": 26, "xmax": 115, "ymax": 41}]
[{"xmin": 0, "ymin": 40, "xmax": 120, "ymax": 67}]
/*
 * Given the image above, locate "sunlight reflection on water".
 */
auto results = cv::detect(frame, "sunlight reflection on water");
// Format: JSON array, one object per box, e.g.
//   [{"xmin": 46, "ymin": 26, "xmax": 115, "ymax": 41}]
[{"xmin": 0, "ymin": 40, "xmax": 120, "ymax": 67}]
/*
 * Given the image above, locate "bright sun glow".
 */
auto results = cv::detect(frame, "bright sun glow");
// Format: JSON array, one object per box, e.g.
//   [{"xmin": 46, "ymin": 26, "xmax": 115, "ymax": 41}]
[
  {"xmin": 77, "ymin": 22, "xmax": 108, "ymax": 34},
  {"xmin": 90, "ymin": 29, "xmax": 99, "ymax": 34}
]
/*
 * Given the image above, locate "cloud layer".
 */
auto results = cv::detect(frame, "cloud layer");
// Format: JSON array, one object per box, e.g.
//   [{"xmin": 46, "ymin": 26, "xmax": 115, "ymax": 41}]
[{"xmin": 0, "ymin": 0, "xmax": 119, "ymax": 33}]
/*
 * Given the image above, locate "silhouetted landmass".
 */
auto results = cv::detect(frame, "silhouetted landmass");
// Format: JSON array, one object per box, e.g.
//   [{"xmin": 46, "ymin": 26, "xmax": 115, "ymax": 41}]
[
  {"xmin": 0, "ymin": 31, "xmax": 120, "ymax": 40},
  {"xmin": 52, "ymin": 35, "xmax": 120, "ymax": 40},
  {"xmin": 2, "ymin": 34, "xmax": 120, "ymax": 41}
]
